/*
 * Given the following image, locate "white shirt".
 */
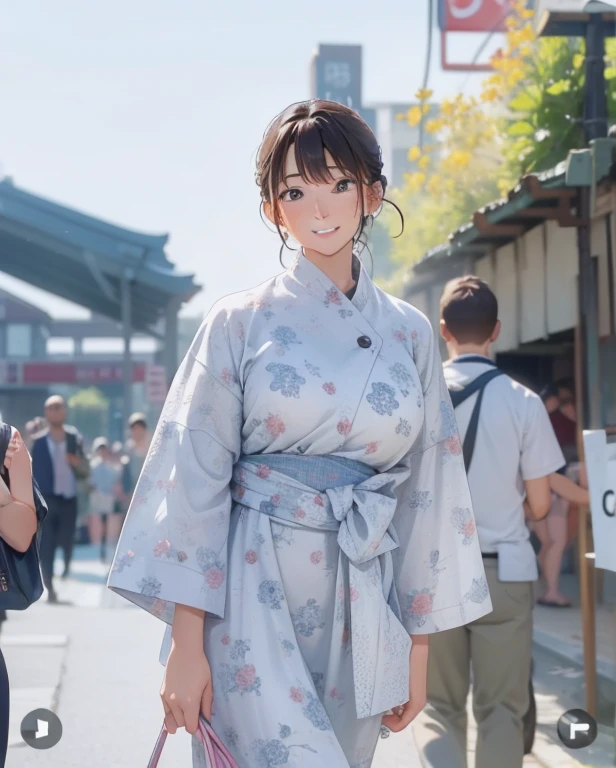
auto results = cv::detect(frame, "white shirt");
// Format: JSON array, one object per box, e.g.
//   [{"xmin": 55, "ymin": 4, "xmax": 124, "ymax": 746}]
[
  {"xmin": 46, "ymin": 435, "xmax": 77, "ymax": 499},
  {"xmin": 444, "ymin": 355, "xmax": 565, "ymax": 581}
]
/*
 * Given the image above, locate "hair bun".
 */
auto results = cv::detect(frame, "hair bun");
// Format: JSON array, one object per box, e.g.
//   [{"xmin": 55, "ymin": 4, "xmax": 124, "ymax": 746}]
[{"xmin": 379, "ymin": 174, "xmax": 388, "ymax": 195}]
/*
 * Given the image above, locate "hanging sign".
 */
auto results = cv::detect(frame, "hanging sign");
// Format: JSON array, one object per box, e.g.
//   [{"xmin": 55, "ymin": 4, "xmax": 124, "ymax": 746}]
[
  {"xmin": 583, "ymin": 429, "xmax": 616, "ymax": 573},
  {"xmin": 438, "ymin": 0, "xmax": 516, "ymax": 32}
]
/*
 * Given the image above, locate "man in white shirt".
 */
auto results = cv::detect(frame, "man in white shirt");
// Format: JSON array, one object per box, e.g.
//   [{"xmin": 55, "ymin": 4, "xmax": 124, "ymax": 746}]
[{"xmin": 413, "ymin": 276, "xmax": 565, "ymax": 768}]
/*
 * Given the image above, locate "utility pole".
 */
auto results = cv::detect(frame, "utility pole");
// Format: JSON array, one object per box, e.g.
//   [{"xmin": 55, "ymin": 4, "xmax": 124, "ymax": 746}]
[{"xmin": 578, "ymin": 13, "xmax": 608, "ymax": 430}]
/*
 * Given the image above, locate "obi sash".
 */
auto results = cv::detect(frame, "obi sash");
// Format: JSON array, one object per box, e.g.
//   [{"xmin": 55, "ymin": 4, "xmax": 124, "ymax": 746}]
[{"xmin": 231, "ymin": 453, "xmax": 411, "ymax": 719}]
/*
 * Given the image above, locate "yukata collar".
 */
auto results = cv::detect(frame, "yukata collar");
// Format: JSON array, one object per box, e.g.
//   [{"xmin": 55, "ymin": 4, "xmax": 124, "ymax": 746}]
[{"xmin": 288, "ymin": 249, "xmax": 371, "ymax": 313}]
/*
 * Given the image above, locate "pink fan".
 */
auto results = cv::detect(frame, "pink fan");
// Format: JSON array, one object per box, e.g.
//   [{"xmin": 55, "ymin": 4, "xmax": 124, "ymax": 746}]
[{"xmin": 147, "ymin": 716, "xmax": 239, "ymax": 768}]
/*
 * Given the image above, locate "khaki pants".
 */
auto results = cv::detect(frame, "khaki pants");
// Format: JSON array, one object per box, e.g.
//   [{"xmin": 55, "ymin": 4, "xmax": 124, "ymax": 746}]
[{"xmin": 413, "ymin": 560, "xmax": 533, "ymax": 768}]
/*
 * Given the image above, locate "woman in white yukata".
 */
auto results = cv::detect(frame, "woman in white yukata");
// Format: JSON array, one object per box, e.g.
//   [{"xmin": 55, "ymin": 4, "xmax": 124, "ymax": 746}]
[{"xmin": 108, "ymin": 99, "xmax": 492, "ymax": 768}]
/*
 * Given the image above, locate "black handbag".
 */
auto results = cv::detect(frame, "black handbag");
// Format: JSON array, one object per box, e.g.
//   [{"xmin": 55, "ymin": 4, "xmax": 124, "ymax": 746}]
[{"xmin": 0, "ymin": 423, "xmax": 48, "ymax": 610}]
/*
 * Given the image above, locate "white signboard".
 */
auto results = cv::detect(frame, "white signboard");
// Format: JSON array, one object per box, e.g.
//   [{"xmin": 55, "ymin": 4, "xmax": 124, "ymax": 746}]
[
  {"xmin": 583, "ymin": 430, "xmax": 616, "ymax": 573},
  {"xmin": 144, "ymin": 365, "xmax": 168, "ymax": 404}
]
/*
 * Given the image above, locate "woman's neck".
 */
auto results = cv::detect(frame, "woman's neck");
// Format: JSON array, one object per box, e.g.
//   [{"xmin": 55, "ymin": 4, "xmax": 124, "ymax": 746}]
[{"xmin": 303, "ymin": 241, "xmax": 355, "ymax": 294}]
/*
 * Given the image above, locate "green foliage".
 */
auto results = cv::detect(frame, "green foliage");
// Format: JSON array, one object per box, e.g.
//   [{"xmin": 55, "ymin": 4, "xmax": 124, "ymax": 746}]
[{"xmin": 68, "ymin": 387, "xmax": 109, "ymax": 444}]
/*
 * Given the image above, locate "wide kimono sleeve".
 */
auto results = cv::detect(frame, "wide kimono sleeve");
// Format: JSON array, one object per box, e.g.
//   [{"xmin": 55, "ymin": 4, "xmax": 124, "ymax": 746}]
[
  {"xmin": 107, "ymin": 300, "xmax": 244, "ymax": 625},
  {"xmin": 391, "ymin": 316, "xmax": 493, "ymax": 634}
]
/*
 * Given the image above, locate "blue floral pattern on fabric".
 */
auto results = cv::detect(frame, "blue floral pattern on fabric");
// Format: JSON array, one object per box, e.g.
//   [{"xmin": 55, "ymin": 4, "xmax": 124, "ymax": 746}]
[
  {"xmin": 434, "ymin": 399, "xmax": 457, "ymax": 442},
  {"xmin": 250, "ymin": 739, "xmax": 290, "ymax": 767},
  {"xmin": 249, "ymin": 736, "xmax": 316, "ymax": 767},
  {"xmin": 195, "ymin": 547, "xmax": 226, "ymax": 591},
  {"xmin": 366, "ymin": 382, "xmax": 400, "ymax": 416},
  {"xmin": 266, "ymin": 363, "xmax": 306, "ymax": 399},
  {"xmin": 311, "ymin": 671, "xmax": 325, "ymax": 697},
  {"xmin": 138, "ymin": 577, "xmax": 161, "ymax": 597},
  {"xmin": 464, "ymin": 576, "xmax": 489, "ymax": 604},
  {"xmin": 291, "ymin": 598, "xmax": 326, "ymax": 637},
  {"xmin": 408, "ymin": 490, "xmax": 433, "ymax": 513},
  {"xmin": 395, "ymin": 418, "xmax": 412, "ymax": 437},
  {"xmin": 224, "ymin": 727, "xmax": 239, "ymax": 748},
  {"xmin": 388, "ymin": 362, "xmax": 414, "ymax": 397},
  {"xmin": 451, "ymin": 507, "xmax": 477, "ymax": 546},
  {"xmin": 258, "ymin": 580, "xmax": 285, "ymax": 609},
  {"xmin": 271, "ymin": 326, "xmax": 302, "ymax": 356},
  {"xmin": 290, "ymin": 684, "xmax": 333, "ymax": 731},
  {"xmin": 277, "ymin": 632, "xmax": 296, "ymax": 657},
  {"xmin": 304, "ymin": 360, "xmax": 321, "ymax": 377}
]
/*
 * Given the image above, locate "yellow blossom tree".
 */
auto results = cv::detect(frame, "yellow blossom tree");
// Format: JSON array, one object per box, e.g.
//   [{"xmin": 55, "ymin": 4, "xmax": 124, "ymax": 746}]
[{"xmin": 383, "ymin": 0, "xmax": 616, "ymax": 288}]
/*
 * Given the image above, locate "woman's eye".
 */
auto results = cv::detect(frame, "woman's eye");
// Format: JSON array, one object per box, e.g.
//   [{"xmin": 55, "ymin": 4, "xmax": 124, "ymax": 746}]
[
  {"xmin": 335, "ymin": 179, "xmax": 355, "ymax": 193},
  {"xmin": 280, "ymin": 188, "xmax": 303, "ymax": 202}
]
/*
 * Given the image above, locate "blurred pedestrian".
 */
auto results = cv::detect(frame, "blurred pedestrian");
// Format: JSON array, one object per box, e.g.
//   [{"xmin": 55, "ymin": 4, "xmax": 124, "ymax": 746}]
[
  {"xmin": 413, "ymin": 276, "xmax": 565, "ymax": 768},
  {"xmin": 117, "ymin": 412, "xmax": 151, "ymax": 510},
  {"xmin": 533, "ymin": 383, "xmax": 587, "ymax": 607},
  {"xmin": 88, "ymin": 437, "xmax": 121, "ymax": 562},
  {"xmin": 31, "ymin": 395, "xmax": 89, "ymax": 602}
]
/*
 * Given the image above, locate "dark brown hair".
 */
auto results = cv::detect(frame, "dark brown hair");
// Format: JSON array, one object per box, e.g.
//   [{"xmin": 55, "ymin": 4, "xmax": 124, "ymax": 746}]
[
  {"xmin": 255, "ymin": 100, "xmax": 403, "ymax": 258},
  {"xmin": 440, "ymin": 275, "xmax": 498, "ymax": 344}
]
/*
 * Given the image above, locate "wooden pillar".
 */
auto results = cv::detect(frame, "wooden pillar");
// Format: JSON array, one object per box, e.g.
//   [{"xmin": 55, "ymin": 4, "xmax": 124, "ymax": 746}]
[
  {"xmin": 574, "ymin": 321, "xmax": 597, "ymax": 717},
  {"xmin": 121, "ymin": 270, "xmax": 133, "ymax": 432}
]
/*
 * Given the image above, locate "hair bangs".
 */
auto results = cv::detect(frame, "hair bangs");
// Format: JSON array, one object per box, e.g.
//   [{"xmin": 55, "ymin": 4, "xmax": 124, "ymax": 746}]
[{"xmin": 293, "ymin": 116, "xmax": 365, "ymax": 188}]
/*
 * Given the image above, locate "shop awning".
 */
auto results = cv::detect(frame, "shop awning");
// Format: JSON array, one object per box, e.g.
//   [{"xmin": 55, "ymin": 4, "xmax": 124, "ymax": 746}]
[
  {"xmin": 0, "ymin": 180, "xmax": 200, "ymax": 335},
  {"xmin": 535, "ymin": 0, "xmax": 616, "ymax": 37},
  {"xmin": 413, "ymin": 139, "xmax": 616, "ymax": 275}
]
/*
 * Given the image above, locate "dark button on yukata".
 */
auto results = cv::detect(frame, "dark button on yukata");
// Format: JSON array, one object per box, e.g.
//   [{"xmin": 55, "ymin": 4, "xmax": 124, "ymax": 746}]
[{"xmin": 357, "ymin": 335, "xmax": 372, "ymax": 349}]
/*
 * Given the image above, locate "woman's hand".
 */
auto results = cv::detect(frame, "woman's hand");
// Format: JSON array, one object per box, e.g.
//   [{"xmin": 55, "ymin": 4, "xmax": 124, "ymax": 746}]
[
  {"xmin": 160, "ymin": 604, "xmax": 211, "ymax": 736},
  {"xmin": 160, "ymin": 643, "xmax": 213, "ymax": 736},
  {"xmin": 3, "ymin": 429, "xmax": 24, "ymax": 471},
  {"xmin": 381, "ymin": 634, "xmax": 429, "ymax": 733}
]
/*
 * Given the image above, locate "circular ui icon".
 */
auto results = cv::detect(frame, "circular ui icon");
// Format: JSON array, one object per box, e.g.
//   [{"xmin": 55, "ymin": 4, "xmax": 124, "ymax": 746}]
[
  {"xmin": 20, "ymin": 708, "xmax": 63, "ymax": 749},
  {"xmin": 557, "ymin": 708, "xmax": 597, "ymax": 749}
]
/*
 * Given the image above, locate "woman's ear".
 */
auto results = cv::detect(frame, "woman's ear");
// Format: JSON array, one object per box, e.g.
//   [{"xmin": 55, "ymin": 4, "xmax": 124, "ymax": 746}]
[
  {"xmin": 263, "ymin": 200, "xmax": 276, "ymax": 226},
  {"xmin": 264, "ymin": 200, "xmax": 286, "ymax": 232},
  {"xmin": 365, "ymin": 180, "xmax": 384, "ymax": 215}
]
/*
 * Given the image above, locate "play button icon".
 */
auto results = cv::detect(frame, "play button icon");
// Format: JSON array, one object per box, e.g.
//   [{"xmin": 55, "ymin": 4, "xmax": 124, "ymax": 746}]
[{"xmin": 20, "ymin": 708, "xmax": 63, "ymax": 749}]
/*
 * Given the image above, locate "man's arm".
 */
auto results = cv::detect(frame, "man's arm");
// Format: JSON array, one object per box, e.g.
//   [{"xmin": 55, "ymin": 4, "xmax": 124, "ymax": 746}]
[{"xmin": 524, "ymin": 476, "xmax": 551, "ymax": 521}]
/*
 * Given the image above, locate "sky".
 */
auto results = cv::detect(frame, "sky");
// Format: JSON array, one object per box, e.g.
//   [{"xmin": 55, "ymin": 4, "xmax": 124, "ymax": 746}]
[{"xmin": 0, "ymin": 0, "xmax": 498, "ymax": 321}]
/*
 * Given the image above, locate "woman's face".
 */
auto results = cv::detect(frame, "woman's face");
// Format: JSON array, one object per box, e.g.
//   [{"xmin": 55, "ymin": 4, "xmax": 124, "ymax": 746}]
[{"xmin": 268, "ymin": 146, "xmax": 380, "ymax": 258}]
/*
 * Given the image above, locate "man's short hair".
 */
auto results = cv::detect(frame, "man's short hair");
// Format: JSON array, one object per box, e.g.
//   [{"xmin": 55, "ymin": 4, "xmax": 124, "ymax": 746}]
[
  {"xmin": 439, "ymin": 276, "xmax": 499, "ymax": 344},
  {"xmin": 44, "ymin": 395, "xmax": 66, "ymax": 410}
]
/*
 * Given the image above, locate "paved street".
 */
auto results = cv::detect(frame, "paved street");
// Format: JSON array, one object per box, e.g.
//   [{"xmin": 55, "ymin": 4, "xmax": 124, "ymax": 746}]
[{"xmin": 1, "ymin": 547, "xmax": 612, "ymax": 767}]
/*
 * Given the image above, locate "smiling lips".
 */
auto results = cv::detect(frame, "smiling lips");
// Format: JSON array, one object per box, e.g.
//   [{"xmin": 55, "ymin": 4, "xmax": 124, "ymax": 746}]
[{"xmin": 312, "ymin": 227, "xmax": 339, "ymax": 236}]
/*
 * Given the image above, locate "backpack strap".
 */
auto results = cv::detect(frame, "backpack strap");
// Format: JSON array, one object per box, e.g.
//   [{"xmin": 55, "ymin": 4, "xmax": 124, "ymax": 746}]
[{"xmin": 448, "ymin": 369, "xmax": 504, "ymax": 472}]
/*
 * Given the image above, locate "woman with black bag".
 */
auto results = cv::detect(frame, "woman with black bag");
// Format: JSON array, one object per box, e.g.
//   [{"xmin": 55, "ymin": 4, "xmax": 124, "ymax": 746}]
[{"xmin": 0, "ymin": 424, "xmax": 41, "ymax": 767}]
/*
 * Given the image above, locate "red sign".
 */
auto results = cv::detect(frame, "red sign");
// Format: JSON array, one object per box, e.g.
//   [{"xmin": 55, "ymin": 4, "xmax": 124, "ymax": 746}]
[
  {"xmin": 440, "ymin": 0, "xmax": 514, "ymax": 32},
  {"xmin": 19, "ymin": 362, "xmax": 146, "ymax": 385}
]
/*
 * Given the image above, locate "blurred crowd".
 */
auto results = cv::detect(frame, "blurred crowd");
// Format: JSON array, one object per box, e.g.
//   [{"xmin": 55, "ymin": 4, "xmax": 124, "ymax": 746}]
[{"xmin": 4, "ymin": 395, "xmax": 152, "ymax": 612}]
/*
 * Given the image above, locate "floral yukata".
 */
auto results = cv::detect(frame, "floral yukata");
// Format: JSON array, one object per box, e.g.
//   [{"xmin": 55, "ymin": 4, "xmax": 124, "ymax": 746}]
[{"xmin": 108, "ymin": 252, "xmax": 492, "ymax": 768}]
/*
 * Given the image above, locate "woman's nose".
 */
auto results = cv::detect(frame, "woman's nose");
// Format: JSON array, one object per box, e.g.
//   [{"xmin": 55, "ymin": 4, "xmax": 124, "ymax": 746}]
[{"xmin": 313, "ymin": 197, "xmax": 329, "ymax": 219}]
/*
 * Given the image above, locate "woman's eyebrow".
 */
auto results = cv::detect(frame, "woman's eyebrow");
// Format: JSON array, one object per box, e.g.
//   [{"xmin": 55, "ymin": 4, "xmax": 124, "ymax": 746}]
[{"xmin": 283, "ymin": 166, "xmax": 343, "ymax": 182}]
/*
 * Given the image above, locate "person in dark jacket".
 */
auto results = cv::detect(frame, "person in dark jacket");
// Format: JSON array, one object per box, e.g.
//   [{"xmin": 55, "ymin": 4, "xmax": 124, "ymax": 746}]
[{"xmin": 31, "ymin": 396, "xmax": 88, "ymax": 602}]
